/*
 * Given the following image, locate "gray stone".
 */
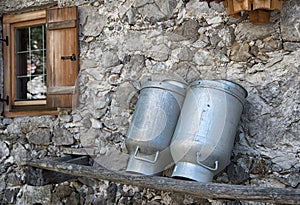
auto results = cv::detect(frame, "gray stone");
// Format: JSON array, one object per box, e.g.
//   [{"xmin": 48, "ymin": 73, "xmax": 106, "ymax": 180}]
[
  {"xmin": 122, "ymin": 55, "xmax": 145, "ymax": 80},
  {"xmin": 250, "ymin": 158, "xmax": 272, "ymax": 175},
  {"xmin": 168, "ymin": 19, "xmax": 200, "ymax": 42},
  {"xmin": 108, "ymin": 74, "xmax": 121, "ymax": 85},
  {"xmin": 26, "ymin": 128, "xmax": 51, "ymax": 145},
  {"xmin": 6, "ymin": 173, "xmax": 22, "ymax": 186},
  {"xmin": 136, "ymin": 3, "xmax": 166, "ymax": 22},
  {"xmin": 0, "ymin": 141, "xmax": 9, "ymax": 163},
  {"xmin": 283, "ymin": 42, "xmax": 300, "ymax": 52},
  {"xmin": 206, "ymin": 16, "xmax": 223, "ymax": 25},
  {"xmin": 147, "ymin": 44, "xmax": 170, "ymax": 61},
  {"xmin": 155, "ymin": 0, "xmax": 178, "ymax": 18},
  {"xmin": 134, "ymin": 0, "xmax": 155, "ymax": 8},
  {"xmin": 281, "ymin": 0, "xmax": 300, "ymax": 42},
  {"xmin": 80, "ymin": 128, "xmax": 98, "ymax": 148},
  {"xmin": 100, "ymin": 51, "xmax": 120, "ymax": 68},
  {"xmin": 218, "ymin": 27, "xmax": 235, "ymax": 47},
  {"xmin": 90, "ymin": 118, "xmax": 103, "ymax": 129},
  {"xmin": 79, "ymin": 6, "xmax": 107, "ymax": 37},
  {"xmin": 122, "ymin": 7, "xmax": 137, "ymax": 25},
  {"xmin": 276, "ymin": 171, "xmax": 300, "ymax": 188},
  {"xmin": 53, "ymin": 128, "xmax": 75, "ymax": 146},
  {"xmin": 185, "ymin": 0, "xmax": 211, "ymax": 18},
  {"xmin": 0, "ymin": 175, "xmax": 5, "ymax": 193},
  {"xmin": 106, "ymin": 182, "xmax": 117, "ymax": 204},
  {"xmin": 171, "ymin": 62, "xmax": 201, "ymax": 83},
  {"xmin": 16, "ymin": 185, "xmax": 52, "ymax": 205},
  {"xmin": 93, "ymin": 145, "xmax": 129, "ymax": 171},
  {"xmin": 235, "ymin": 23, "xmax": 275, "ymax": 41},
  {"xmin": 194, "ymin": 49, "xmax": 214, "ymax": 66},
  {"xmin": 227, "ymin": 162, "xmax": 250, "ymax": 184},
  {"xmin": 124, "ymin": 31, "xmax": 147, "ymax": 52},
  {"xmin": 53, "ymin": 184, "xmax": 74, "ymax": 200},
  {"xmin": 10, "ymin": 143, "xmax": 27, "ymax": 166},
  {"xmin": 230, "ymin": 42, "xmax": 252, "ymax": 62},
  {"xmin": 172, "ymin": 47, "xmax": 194, "ymax": 62},
  {"xmin": 114, "ymin": 81, "xmax": 139, "ymax": 110},
  {"xmin": 3, "ymin": 188, "xmax": 20, "ymax": 204},
  {"xmin": 65, "ymin": 192, "xmax": 80, "ymax": 205}
]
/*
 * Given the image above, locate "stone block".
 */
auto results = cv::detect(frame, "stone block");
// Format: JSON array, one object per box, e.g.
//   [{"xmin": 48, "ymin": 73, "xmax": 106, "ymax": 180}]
[{"xmin": 281, "ymin": 0, "xmax": 300, "ymax": 42}]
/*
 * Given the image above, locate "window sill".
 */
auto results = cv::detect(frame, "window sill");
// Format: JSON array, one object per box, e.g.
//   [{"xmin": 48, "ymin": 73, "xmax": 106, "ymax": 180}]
[{"xmin": 4, "ymin": 107, "xmax": 59, "ymax": 118}]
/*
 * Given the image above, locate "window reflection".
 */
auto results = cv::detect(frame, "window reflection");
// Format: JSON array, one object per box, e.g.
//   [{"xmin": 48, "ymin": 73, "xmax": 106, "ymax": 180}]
[{"xmin": 15, "ymin": 24, "xmax": 46, "ymax": 100}]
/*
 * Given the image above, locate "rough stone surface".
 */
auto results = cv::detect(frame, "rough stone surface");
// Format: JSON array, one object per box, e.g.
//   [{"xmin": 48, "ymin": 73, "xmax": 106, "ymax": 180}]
[
  {"xmin": 53, "ymin": 127, "xmax": 75, "ymax": 146},
  {"xmin": 281, "ymin": 0, "xmax": 300, "ymax": 42},
  {"xmin": 26, "ymin": 128, "xmax": 51, "ymax": 145},
  {"xmin": 0, "ymin": 0, "xmax": 299, "ymax": 204},
  {"xmin": 0, "ymin": 141, "xmax": 10, "ymax": 163}
]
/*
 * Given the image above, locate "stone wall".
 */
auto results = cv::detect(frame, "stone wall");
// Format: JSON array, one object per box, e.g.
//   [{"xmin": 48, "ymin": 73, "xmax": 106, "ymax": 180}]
[{"xmin": 0, "ymin": 0, "xmax": 299, "ymax": 204}]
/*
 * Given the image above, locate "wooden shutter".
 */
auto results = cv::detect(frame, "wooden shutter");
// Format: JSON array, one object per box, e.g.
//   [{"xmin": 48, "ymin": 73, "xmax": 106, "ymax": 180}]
[{"xmin": 46, "ymin": 6, "xmax": 78, "ymax": 108}]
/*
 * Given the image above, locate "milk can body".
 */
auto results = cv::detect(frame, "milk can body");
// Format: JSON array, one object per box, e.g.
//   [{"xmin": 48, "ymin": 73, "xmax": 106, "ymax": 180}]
[
  {"xmin": 170, "ymin": 80, "xmax": 247, "ymax": 182},
  {"xmin": 126, "ymin": 80, "xmax": 187, "ymax": 175}
]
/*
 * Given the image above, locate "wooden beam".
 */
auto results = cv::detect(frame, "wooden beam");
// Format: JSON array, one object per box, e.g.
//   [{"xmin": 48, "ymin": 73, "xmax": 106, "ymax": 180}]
[
  {"xmin": 25, "ymin": 156, "xmax": 90, "ymax": 186},
  {"xmin": 26, "ymin": 159, "xmax": 300, "ymax": 204}
]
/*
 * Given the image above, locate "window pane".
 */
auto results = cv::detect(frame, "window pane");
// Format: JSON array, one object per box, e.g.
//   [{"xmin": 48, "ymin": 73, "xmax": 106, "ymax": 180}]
[{"xmin": 15, "ymin": 24, "xmax": 46, "ymax": 100}]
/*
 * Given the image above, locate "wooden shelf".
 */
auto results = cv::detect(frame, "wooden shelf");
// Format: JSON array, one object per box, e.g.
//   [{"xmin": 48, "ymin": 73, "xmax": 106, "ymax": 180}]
[{"xmin": 26, "ymin": 158, "xmax": 300, "ymax": 204}]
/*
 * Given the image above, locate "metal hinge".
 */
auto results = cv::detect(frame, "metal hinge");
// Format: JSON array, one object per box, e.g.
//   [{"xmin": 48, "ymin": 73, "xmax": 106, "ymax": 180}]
[
  {"xmin": 0, "ymin": 94, "xmax": 9, "ymax": 105},
  {"xmin": 0, "ymin": 36, "xmax": 8, "ymax": 46}
]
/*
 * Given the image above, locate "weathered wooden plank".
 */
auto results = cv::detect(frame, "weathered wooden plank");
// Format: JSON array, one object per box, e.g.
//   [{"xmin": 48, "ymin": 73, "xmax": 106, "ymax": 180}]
[
  {"xmin": 47, "ymin": 86, "xmax": 76, "ymax": 95},
  {"xmin": 26, "ymin": 159, "xmax": 300, "ymax": 204},
  {"xmin": 25, "ymin": 156, "xmax": 90, "ymax": 186},
  {"xmin": 46, "ymin": 6, "xmax": 78, "ymax": 108},
  {"xmin": 60, "ymin": 147, "xmax": 97, "ymax": 156},
  {"xmin": 47, "ymin": 20, "xmax": 76, "ymax": 30},
  {"xmin": 3, "ymin": 10, "xmax": 46, "ymax": 23}
]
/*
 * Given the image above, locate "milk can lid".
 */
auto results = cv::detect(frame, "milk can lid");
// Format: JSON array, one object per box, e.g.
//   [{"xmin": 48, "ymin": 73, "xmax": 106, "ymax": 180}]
[{"xmin": 141, "ymin": 80, "xmax": 187, "ymax": 96}]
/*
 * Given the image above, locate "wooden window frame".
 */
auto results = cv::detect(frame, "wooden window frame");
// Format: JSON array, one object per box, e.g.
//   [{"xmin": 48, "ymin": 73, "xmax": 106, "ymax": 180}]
[{"xmin": 2, "ymin": 7, "xmax": 78, "ymax": 118}]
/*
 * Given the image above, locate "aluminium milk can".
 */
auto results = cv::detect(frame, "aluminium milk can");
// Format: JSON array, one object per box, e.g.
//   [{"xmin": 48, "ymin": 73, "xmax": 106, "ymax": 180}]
[
  {"xmin": 126, "ymin": 80, "xmax": 187, "ymax": 175},
  {"xmin": 170, "ymin": 79, "xmax": 247, "ymax": 182}
]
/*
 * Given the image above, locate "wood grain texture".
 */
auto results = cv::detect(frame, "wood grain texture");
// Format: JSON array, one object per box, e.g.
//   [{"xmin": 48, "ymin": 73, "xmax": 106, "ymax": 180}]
[
  {"xmin": 46, "ymin": 7, "xmax": 79, "ymax": 108},
  {"xmin": 27, "ymin": 159, "xmax": 300, "ymax": 204}
]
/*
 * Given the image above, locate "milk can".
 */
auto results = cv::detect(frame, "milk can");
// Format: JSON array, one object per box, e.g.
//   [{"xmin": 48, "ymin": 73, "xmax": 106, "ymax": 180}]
[
  {"xmin": 170, "ymin": 79, "xmax": 247, "ymax": 182},
  {"xmin": 126, "ymin": 80, "xmax": 187, "ymax": 175}
]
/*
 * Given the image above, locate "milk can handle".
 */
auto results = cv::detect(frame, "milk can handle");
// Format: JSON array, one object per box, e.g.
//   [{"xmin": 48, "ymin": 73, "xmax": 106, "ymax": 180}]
[
  {"xmin": 196, "ymin": 152, "xmax": 219, "ymax": 171},
  {"xmin": 134, "ymin": 146, "xmax": 160, "ymax": 164}
]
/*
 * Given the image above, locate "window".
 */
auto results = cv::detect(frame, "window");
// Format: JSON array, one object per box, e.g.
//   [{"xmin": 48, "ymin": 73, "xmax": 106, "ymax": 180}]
[
  {"xmin": 2, "ymin": 7, "xmax": 79, "ymax": 117},
  {"xmin": 15, "ymin": 24, "xmax": 46, "ymax": 102}
]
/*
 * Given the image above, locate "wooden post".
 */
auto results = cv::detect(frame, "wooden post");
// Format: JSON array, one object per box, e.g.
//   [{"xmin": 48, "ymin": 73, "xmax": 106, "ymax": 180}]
[{"xmin": 223, "ymin": 0, "xmax": 285, "ymax": 24}]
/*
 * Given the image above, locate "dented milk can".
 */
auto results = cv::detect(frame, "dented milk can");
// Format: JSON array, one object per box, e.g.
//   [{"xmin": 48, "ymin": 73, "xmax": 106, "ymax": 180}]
[
  {"xmin": 126, "ymin": 80, "xmax": 187, "ymax": 175},
  {"xmin": 170, "ymin": 79, "xmax": 247, "ymax": 182}
]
